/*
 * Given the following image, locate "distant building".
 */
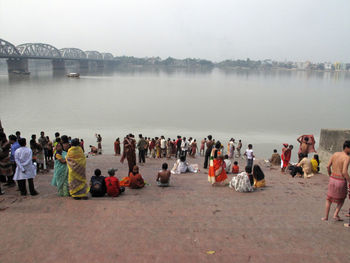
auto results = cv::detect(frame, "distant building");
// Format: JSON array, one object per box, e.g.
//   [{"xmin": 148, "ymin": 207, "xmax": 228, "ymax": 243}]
[
  {"xmin": 324, "ymin": 62, "xmax": 333, "ymax": 70},
  {"xmin": 296, "ymin": 61, "xmax": 310, "ymax": 70},
  {"xmin": 262, "ymin": 59, "xmax": 272, "ymax": 65},
  {"xmin": 334, "ymin": 62, "xmax": 346, "ymax": 71}
]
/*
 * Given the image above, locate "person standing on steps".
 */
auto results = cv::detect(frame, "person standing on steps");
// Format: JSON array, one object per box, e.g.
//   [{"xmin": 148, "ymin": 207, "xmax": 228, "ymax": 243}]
[{"xmin": 203, "ymin": 135, "xmax": 214, "ymax": 169}]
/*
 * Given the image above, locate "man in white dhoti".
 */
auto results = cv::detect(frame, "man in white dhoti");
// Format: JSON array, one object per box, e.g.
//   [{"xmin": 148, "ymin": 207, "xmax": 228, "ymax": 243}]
[
  {"xmin": 14, "ymin": 138, "xmax": 38, "ymax": 196},
  {"xmin": 171, "ymin": 156, "xmax": 199, "ymax": 175}
]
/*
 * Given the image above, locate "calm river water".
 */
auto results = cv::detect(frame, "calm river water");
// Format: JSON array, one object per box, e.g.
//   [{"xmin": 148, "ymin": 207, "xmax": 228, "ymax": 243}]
[{"xmin": 0, "ymin": 67, "xmax": 349, "ymax": 161}]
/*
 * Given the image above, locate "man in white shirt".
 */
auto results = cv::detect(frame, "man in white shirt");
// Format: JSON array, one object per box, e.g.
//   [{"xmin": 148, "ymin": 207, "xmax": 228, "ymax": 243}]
[
  {"xmin": 244, "ymin": 144, "xmax": 255, "ymax": 168},
  {"xmin": 14, "ymin": 138, "xmax": 38, "ymax": 196},
  {"xmin": 181, "ymin": 137, "xmax": 189, "ymax": 160},
  {"xmin": 160, "ymin": 136, "xmax": 166, "ymax": 158}
]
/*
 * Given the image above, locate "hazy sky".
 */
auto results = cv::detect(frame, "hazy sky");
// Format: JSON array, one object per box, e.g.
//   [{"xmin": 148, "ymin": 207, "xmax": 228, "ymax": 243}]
[{"xmin": 1, "ymin": 0, "xmax": 349, "ymax": 62}]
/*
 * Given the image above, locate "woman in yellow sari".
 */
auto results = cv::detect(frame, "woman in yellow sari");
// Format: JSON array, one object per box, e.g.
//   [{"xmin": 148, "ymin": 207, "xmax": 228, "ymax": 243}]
[
  {"xmin": 66, "ymin": 138, "xmax": 89, "ymax": 200},
  {"xmin": 208, "ymin": 141, "xmax": 228, "ymax": 186}
]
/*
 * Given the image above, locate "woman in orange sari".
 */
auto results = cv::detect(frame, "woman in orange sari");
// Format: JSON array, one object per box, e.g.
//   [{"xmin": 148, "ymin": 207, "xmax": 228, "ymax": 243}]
[{"xmin": 208, "ymin": 141, "xmax": 228, "ymax": 186}]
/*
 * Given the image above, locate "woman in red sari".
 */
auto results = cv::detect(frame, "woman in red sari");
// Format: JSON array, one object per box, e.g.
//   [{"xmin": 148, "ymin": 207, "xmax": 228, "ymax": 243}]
[
  {"xmin": 120, "ymin": 135, "xmax": 136, "ymax": 175},
  {"xmin": 281, "ymin": 144, "xmax": 293, "ymax": 173},
  {"xmin": 208, "ymin": 141, "xmax": 228, "ymax": 186}
]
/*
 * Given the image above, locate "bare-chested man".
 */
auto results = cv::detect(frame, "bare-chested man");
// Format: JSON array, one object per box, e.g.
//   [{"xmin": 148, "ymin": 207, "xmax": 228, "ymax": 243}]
[
  {"xmin": 297, "ymin": 135, "xmax": 315, "ymax": 162},
  {"xmin": 157, "ymin": 163, "xmax": 171, "ymax": 187},
  {"xmin": 322, "ymin": 140, "xmax": 350, "ymax": 222},
  {"xmin": 200, "ymin": 138, "xmax": 206, "ymax": 156},
  {"xmin": 89, "ymin": 145, "xmax": 98, "ymax": 155},
  {"xmin": 236, "ymin": 139, "xmax": 242, "ymax": 158}
]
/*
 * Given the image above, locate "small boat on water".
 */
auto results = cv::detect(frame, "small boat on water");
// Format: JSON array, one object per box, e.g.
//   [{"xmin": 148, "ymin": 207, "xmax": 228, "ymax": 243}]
[
  {"xmin": 11, "ymin": 70, "xmax": 30, "ymax": 75},
  {"xmin": 67, "ymin": 73, "xmax": 80, "ymax": 78}
]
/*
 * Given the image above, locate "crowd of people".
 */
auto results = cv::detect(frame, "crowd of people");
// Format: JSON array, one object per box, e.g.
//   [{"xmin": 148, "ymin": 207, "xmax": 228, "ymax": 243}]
[
  {"xmin": 113, "ymin": 134, "xmax": 204, "ymax": 162},
  {"xmin": 1, "ymin": 121, "xmax": 349, "ymax": 227},
  {"xmin": 266, "ymin": 135, "xmax": 320, "ymax": 178}
]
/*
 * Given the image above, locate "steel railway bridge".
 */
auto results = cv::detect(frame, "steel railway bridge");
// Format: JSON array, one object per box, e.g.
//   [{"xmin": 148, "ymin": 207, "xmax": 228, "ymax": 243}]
[{"xmin": 0, "ymin": 38, "xmax": 115, "ymax": 73}]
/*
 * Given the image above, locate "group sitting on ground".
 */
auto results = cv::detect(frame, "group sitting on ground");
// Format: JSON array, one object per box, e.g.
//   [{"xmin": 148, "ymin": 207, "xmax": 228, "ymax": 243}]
[
  {"xmin": 229, "ymin": 164, "xmax": 266, "ymax": 192},
  {"xmin": 288, "ymin": 154, "xmax": 320, "ymax": 178}
]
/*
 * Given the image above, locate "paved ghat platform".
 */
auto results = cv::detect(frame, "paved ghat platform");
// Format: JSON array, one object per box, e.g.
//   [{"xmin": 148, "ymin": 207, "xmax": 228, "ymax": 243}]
[{"xmin": 0, "ymin": 155, "xmax": 349, "ymax": 263}]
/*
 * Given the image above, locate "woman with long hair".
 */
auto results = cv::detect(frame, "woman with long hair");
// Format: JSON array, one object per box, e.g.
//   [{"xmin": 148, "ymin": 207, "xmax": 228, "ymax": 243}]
[
  {"xmin": 311, "ymin": 154, "xmax": 320, "ymax": 173},
  {"xmin": 253, "ymin": 164, "xmax": 266, "ymax": 188}
]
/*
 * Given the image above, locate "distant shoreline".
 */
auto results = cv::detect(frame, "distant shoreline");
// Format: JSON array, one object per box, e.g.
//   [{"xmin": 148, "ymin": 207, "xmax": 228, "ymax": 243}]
[{"xmin": 1, "ymin": 57, "xmax": 349, "ymax": 73}]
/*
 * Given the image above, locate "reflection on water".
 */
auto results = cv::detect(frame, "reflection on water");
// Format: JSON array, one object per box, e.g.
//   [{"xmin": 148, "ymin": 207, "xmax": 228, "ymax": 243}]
[{"xmin": 0, "ymin": 66, "xmax": 349, "ymax": 160}]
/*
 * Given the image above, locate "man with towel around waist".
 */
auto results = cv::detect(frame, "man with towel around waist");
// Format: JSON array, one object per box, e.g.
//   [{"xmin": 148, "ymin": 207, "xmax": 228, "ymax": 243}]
[{"xmin": 322, "ymin": 141, "xmax": 350, "ymax": 222}]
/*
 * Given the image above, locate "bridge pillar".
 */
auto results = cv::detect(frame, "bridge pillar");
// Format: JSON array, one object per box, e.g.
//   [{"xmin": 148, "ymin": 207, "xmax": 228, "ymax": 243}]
[
  {"xmin": 6, "ymin": 58, "xmax": 28, "ymax": 73},
  {"xmin": 79, "ymin": 60, "xmax": 89, "ymax": 70},
  {"xmin": 104, "ymin": 60, "xmax": 115, "ymax": 69},
  {"xmin": 52, "ymin": 59, "xmax": 65, "ymax": 71}
]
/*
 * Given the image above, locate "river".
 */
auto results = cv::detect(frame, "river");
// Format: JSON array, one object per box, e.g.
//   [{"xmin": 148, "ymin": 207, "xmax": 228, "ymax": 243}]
[{"xmin": 1, "ymin": 66, "xmax": 349, "ymax": 161}]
